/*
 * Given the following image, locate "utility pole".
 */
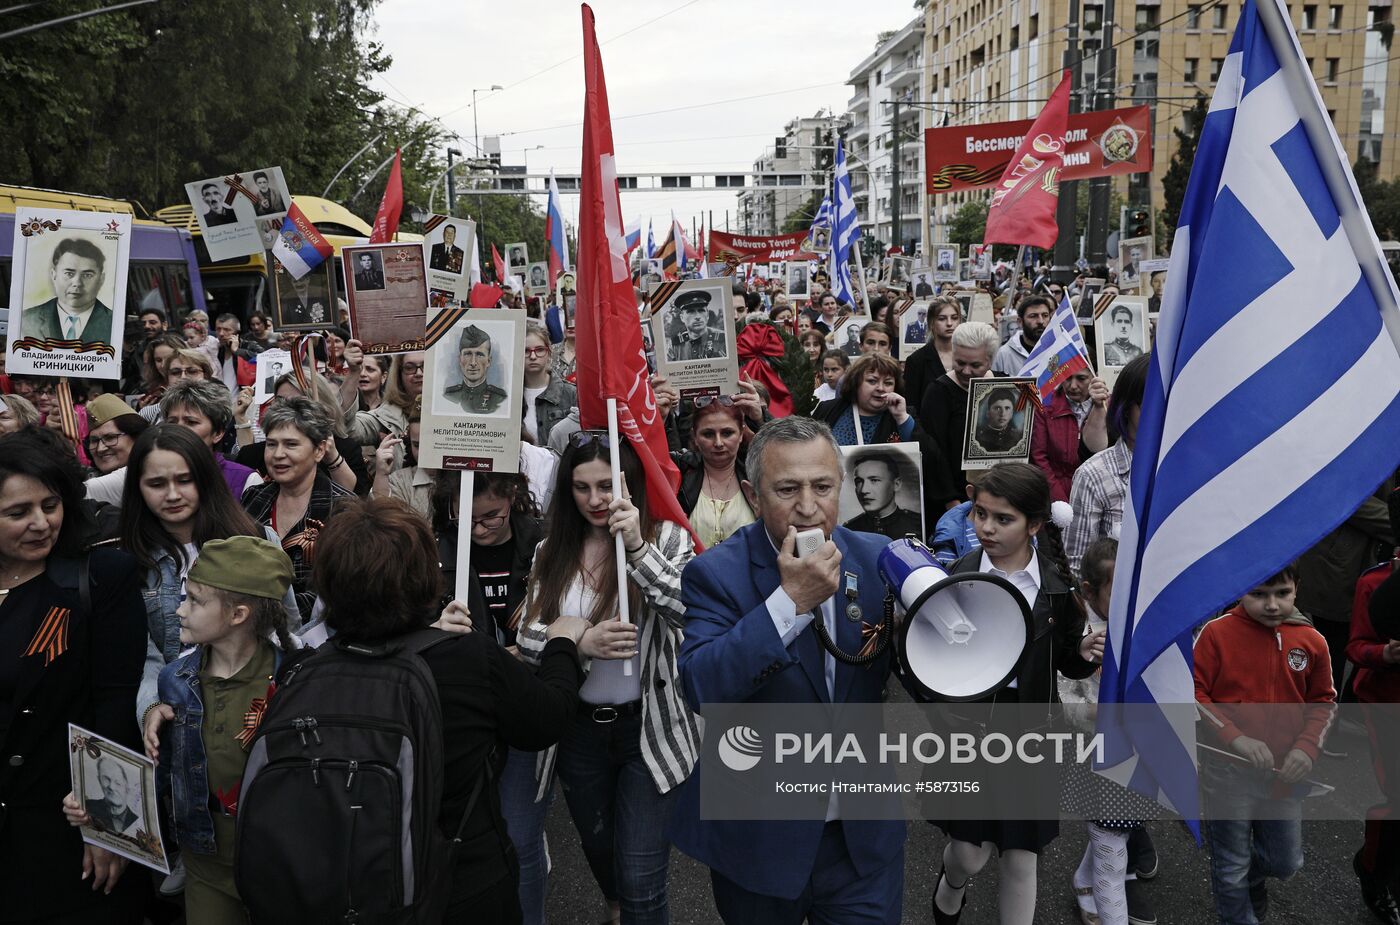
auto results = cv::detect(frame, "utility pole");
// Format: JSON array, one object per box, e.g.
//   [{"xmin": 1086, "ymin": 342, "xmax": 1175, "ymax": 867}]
[
  {"xmin": 890, "ymin": 98, "xmax": 901, "ymax": 253},
  {"xmin": 446, "ymin": 147, "xmax": 462, "ymax": 214},
  {"xmin": 1052, "ymin": 0, "xmax": 1084, "ymax": 282},
  {"xmin": 1085, "ymin": 0, "xmax": 1116, "ymax": 265}
]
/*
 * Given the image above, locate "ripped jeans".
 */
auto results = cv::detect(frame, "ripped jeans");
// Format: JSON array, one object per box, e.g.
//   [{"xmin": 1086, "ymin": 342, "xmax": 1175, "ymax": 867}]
[{"xmin": 556, "ymin": 710, "xmax": 676, "ymax": 925}]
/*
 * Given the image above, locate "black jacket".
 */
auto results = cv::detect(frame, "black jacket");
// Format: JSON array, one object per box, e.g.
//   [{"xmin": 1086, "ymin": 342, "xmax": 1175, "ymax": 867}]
[
  {"xmin": 676, "ymin": 453, "xmax": 749, "ymax": 516},
  {"xmin": 439, "ymin": 513, "xmax": 542, "ymax": 646},
  {"xmin": 0, "ymin": 550, "xmax": 147, "ymax": 920},
  {"xmin": 901, "ymin": 341, "xmax": 948, "ymax": 416},
  {"xmin": 917, "ymin": 371, "xmax": 1009, "ymax": 509}
]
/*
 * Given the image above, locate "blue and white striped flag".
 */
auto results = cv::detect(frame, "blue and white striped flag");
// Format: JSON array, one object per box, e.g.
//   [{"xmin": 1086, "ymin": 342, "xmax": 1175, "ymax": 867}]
[
  {"xmin": 810, "ymin": 192, "xmax": 833, "ymax": 232},
  {"xmin": 831, "ymin": 139, "xmax": 862, "ymax": 309},
  {"xmin": 646, "ymin": 219, "xmax": 655, "ymax": 260},
  {"xmin": 1018, "ymin": 293, "xmax": 1091, "ymax": 406},
  {"xmin": 1097, "ymin": 0, "xmax": 1400, "ymax": 824}
]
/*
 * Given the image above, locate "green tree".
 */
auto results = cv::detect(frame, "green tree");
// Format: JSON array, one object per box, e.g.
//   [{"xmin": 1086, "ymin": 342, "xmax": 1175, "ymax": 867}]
[
  {"xmin": 1160, "ymin": 94, "xmax": 1209, "ymax": 240},
  {"xmin": 947, "ymin": 199, "xmax": 988, "ymax": 248},
  {"xmin": 456, "ymin": 187, "xmax": 548, "ymax": 275},
  {"xmin": 780, "ymin": 191, "xmax": 825, "ymax": 234}
]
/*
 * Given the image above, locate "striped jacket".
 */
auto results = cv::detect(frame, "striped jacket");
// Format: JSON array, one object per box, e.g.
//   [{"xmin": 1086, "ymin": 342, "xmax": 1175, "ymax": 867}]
[{"xmin": 517, "ymin": 520, "xmax": 700, "ymax": 798}]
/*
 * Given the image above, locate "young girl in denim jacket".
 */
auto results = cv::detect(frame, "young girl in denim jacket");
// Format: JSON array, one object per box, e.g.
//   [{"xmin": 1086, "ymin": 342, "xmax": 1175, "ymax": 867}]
[{"xmin": 65, "ymin": 535, "xmax": 296, "ymax": 923}]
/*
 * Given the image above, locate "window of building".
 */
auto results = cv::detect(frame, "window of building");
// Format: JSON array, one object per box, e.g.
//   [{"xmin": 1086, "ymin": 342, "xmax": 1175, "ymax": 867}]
[
  {"xmin": 1136, "ymin": 6, "xmax": 1160, "ymax": 29},
  {"xmin": 1326, "ymin": 57, "xmax": 1339, "ymax": 81},
  {"xmin": 1213, "ymin": 4, "xmax": 1228, "ymax": 28},
  {"xmin": 1184, "ymin": 57, "xmax": 1199, "ymax": 82},
  {"xmin": 1010, "ymin": 25, "xmax": 1019, "ymax": 49},
  {"xmin": 1028, "ymin": 13, "xmax": 1039, "ymax": 39},
  {"xmin": 1302, "ymin": 4, "xmax": 1316, "ymax": 29},
  {"xmin": 875, "ymin": 70, "xmax": 882, "ymax": 85},
  {"xmin": 1186, "ymin": 5, "xmax": 1202, "ymax": 28},
  {"xmin": 1328, "ymin": 4, "xmax": 1342, "ymax": 28},
  {"xmin": 1210, "ymin": 57, "xmax": 1224, "ymax": 81}
]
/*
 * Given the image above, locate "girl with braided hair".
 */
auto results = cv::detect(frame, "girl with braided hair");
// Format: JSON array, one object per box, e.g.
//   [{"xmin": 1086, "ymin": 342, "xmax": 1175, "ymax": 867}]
[{"xmin": 921, "ymin": 462, "xmax": 1104, "ymax": 925}]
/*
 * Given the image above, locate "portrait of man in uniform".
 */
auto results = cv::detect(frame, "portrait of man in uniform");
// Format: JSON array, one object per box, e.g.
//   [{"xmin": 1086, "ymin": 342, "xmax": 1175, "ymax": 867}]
[
  {"xmin": 903, "ymin": 304, "xmax": 928, "ymax": 345},
  {"xmin": 528, "ymin": 262, "xmax": 549, "ymax": 293},
  {"xmin": 429, "ymin": 223, "xmax": 465, "ymax": 274},
  {"xmin": 507, "ymin": 243, "xmax": 528, "ymax": 275},
  {"xmin": 666, "ymin": 290, "xmax": 727, "ymax": 362},
  {"xmin": 251, "ymin": 171, "xmax": 286, "ymax": 216},
  {"xmin": 22, "ymin": 237, "xmax": 114, "ymax": 345},
  {"xmin": 842, "ymin": 451, "xmax": 923, "ymax": 540},
  {"xmin": 443, "ymin": 324, "xmax": 508, "ymax": 414},
  {"xmin": 199, "ymin": 182, "xmax": 237, "ymax": 227},
  {"xmin": 353, "ymin": 251, "xmax": 385, "ymax": 291},
  {"xmin": 913, "ymin": 271, "xmax": 934, "ymax": 297},
  {"xmin": 1102, "ymin": 303, "xmax": 1145, "ymax": 366},
  {"xmin": 936, "ymin": 248, "xmax": 955, "ymax": 272}
]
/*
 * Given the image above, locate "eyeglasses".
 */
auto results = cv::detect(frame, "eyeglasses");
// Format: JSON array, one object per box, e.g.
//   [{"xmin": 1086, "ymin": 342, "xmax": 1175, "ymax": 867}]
[
  {"xmin": 570, "ymin": 430, "xmax": 612, "ymax": 448},
  {"xmin": 471, "ymin": 512, "xmax": 508, "ymax": 530},
  {"xmin": 692, "ymin": 394, "xmax": 736, "ymax": 410},
  {"xmin": 523, "ymin": 346, "xmax": 550, "ymax": 358},
  {"xmin": 400, "ymin": 362, "xmax": 424, "ymax": 375},
  {"xmin": 168, "ymin": 368, "xmax": 200, "ymax": 379},
  {"xmin": 91, "ymin": 432, "xmax": 127, "ymax": 448}
]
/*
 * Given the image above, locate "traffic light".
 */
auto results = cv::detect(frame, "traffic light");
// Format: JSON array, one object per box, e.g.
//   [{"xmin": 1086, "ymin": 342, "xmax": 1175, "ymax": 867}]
[{"xmin": 1126, "ymin": 207, "xmax": 1151, "ymax": 238}]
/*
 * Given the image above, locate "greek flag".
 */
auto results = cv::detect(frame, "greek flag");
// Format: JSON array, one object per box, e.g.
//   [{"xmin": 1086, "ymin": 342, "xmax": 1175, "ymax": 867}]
[
  {"xmin": 1097, "ymin": 0, "xmax": 1400, "ymax": 824},
  {"xmin": 646, "ymin": 219, "xmax": 655, "ymax": 260},
  {"xmin": 1018, "ymin": 293, "xmax": 1091, "ymax": 406},
  {"xmin": 831, "ymin": 138, "xmax": 862, "ymax": 309},
  {"xmin": 810, "ymin": 192, "xmax": 833, "ymax": 232}
]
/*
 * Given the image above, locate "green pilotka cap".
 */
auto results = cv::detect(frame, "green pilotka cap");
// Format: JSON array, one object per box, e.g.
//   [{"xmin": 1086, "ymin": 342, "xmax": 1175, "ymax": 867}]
[{"xmin": 187, "ymin": 536, "xmax": 293, "ymax": 600}]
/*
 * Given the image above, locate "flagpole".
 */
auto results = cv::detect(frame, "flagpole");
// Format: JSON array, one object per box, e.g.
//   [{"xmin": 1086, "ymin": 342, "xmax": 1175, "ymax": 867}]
[
  {"xmin": 606, "ymin": 397, "xmax": 634, "ymax": 676},
  {"xmin": 1252, "ymin": 0, "xmax": 1400, "ymax": 351},
  {"xmin": 454, "ymin": 471, "xmax": 475, "ymax": 603},
  {"xmin": 1007, "ymin": 244, "xmax": 1028, "ymax": 296},
  {"xmin": 850, "ymin": 246, "xmax": 873, "ymax": 315}
]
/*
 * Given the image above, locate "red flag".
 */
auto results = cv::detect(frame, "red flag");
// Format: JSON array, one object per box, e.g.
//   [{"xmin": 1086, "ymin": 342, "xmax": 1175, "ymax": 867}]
[
  {"xmin": 491, "ymin": 244, "xmax": 509, "ymax": 285},
  {"xmin": 982, "ymin": 70, "xmax": 1071, "ymax": 250},
  {"xmin": 369, "ymin": 149, "xmax": 404, "ymax": 244},
  {"xmin": 574, "ymin": 4, "xmax": 697, "ymax": 546}
]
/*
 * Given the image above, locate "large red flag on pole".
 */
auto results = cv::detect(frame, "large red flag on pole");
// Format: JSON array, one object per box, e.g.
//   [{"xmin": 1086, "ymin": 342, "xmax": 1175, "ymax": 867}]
[
  {"xmin": 369, "ymin": 149, "xmax": 404, "ymax": 244},
  {"xmin": 491, "ymin": 243, "xmax": 509, "ymax": 286},
  {"xmin": 982, "ymin": 70, "xmax": 1072, "ymax": 250},
  {"xmin": 575, "ymin": 3, "xmax": 698, "ymax": 548}
]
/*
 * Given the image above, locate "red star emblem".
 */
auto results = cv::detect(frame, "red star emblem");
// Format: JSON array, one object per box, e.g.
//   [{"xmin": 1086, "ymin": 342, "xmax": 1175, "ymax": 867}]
[{"xmin": 105, "ymin": 220, "xmax": 120, "ymax": 233}]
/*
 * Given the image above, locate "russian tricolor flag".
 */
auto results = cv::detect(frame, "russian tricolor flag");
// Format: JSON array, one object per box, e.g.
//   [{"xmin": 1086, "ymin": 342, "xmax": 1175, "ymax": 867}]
[
  {"xmin": 1018, "ymin": 293, "xmax": 1092, "ymax": 406},
  {"xmin": 546, "ymin": 170, "xmax": 570, "ymax": 287},
  {"xmin": 271, "ymin": 202, "xmax": 332, "ymax": 280},
  {"xmin": 624, "ymin": 218, "xmax": 641, "ymax": 255}
]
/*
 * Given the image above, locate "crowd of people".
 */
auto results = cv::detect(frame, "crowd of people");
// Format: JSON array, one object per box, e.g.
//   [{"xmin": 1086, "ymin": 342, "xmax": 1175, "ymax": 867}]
[{"xmin": 1, "ymin": 258, "xmax": 1396, "ymax": 925}]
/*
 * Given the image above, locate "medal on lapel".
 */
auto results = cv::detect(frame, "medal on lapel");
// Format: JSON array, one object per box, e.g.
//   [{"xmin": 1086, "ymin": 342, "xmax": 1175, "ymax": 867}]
[{"xmin": 844, "ymin": 572, "xmax": 862, "ymax": 622}]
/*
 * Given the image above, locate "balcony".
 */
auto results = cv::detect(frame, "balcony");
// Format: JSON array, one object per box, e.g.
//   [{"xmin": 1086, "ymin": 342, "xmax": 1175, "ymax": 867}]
[
  {"xmin": 848, "ymin": 118, "xmax": 870, "ymax": 142},
  {"xmin": 889, "ymin": 60, "xmax": 922, "ymax": 91},
  {"xmin": 848, "ymin": 87, "xmax": 869, "ymax": 109}
]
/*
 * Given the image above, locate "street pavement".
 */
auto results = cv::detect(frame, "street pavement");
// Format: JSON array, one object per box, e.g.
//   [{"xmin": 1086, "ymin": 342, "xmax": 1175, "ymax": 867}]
[{"xmin": 544, "ymin": 717, "xmax": 1391, "ymax": 923}]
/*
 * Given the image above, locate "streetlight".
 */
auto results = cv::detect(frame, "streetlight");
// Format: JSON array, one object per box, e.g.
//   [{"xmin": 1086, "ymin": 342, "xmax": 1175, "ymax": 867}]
[
  {"xmin": 445, "ymin": 147, "xmax": 463, "ymax": 213},
  {"xmin": 472, "ymin": 85, "xmax": 504, "ymax": 154}
]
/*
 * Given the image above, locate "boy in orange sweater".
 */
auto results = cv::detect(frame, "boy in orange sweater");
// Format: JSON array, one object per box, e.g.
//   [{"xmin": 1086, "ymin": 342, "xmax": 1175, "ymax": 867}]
[{"xmin": 1193, "ymin": 563, "xmax": 1336, "ymax": 925}]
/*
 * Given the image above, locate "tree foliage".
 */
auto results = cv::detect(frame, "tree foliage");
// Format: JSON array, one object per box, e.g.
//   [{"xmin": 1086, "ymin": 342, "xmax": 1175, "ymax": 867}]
[
  {"xmin": 0, "ymin": 0, "xmax": 447, "ymax": 223},
  {"xmin": 781, "ymin": 191, "xmax": 825, "ymax": 234},
  {"xmin": 1159, "ymin": 94, "xmax": 1209, "ymax": 241},
  {"xmin": 457, "ymin": 188, "xmax": 549, "ymax": 271},
  {"xmin": 1354, "ymin": 158, "xmax": 1400, "ymax": 243}
]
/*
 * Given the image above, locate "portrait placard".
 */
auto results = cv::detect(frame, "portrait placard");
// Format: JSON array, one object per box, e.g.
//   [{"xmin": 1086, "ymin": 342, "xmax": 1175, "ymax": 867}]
[
  {"xmin": 886, "ymin": 255, "xmax": 913, "ymax": 292},
  {"xmin": 69, "ymin": 724, "xmax": 169, "ymax": 874},
  {"xmin": 1094, "ymin": 294, "xmax": 1149, "ymax": 373},
  {"xmin": 505, "ymin": 242, "xmax": 529, "ymax": 277},
  {"xmin": 270, "ymin": 258, "xmax": 335, "ymax": 332},
  {"xmin": 648, "ymin": 279, "xmax": 739, "ymax": 399},
  {"xmin": 953, "ymin": 291, "xmax": 975, "ymax": 324},
  {"xmin": 839, "ymin": 443, "xmax": 925, "ymax": 541},
  {"xmin": 829, "ymin": 315, "xmax": 865, "ymax": 357},
  {"xmin": 422, "ymin": 215, "xmax": 475, "ymax": 305},
  {"xmin": 805, "ymin": 224, "xmax": 831, "ymax": 255},
  {"xmin": 344, "ymin": 243, "xmax": 428, "ymax": 355},
  {"xmin": 525, "ymin": 262, "xmax": 550, "ymax": 296},
  {"xmin": 898, "ymin": 300, "xmax": 931, "ymax": 348},
  {"xmin": 910, "ymin": 266, "xmax": 937, "ymax": 297},
  {"xmin": 559, "ymin": 271, "xmax": 577, "ymax": 294},
  {"xmin": 1140, "ymin": 258, "xmax": 1170, "ymax": 303},
  {"xmin": 786, "ymin": 261, "xmax": 811, "ymax": 299},
  {"xmin": 1076, "ymin": 278, "xmax": 1106, "ymax": 321},
  {"xmin": 932, "ymin": 243, "xmax": 959, "ymax": 282},
  {"xmin": 183, "ymin": 167, "xmax": 290, "ymax": 261},
  {"xmin": 1117, "ymin": 235, "xmax": 1153, "ymax": 293},
  {"xmin": 254, "ymin": 348, "xmax": 293, "ymax": 406},
  {"xmin": 969, "ymin": 245, "xmax": 991, "ymax": 280},
  {"xmin": 967, "ymin": 291, "xmax": 994, "ymax": 325},
  {"xmin": 420, "ymin": 307, "xmax": 527, "ymax": 471},
  {"xmin": 962, "ymin": 377, "xmax": 1037, "ymax": 470}
]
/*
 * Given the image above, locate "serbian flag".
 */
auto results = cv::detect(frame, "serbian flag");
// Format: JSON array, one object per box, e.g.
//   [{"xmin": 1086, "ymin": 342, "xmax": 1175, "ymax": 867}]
[
  {"xmin": 1018, "ymin": 292, "xmax": 1091, "ymax": 406},
  {"xmin": 271, "ymin": 202, "xmax": 332, "ymax": 280},
  {"xmin": 546, "ymin": 170, "xmax": 570, "ymax": 287},
  {"xmin": 369, "ymin": 148, "xmax": 404, "ymax": 243},
  {"xmin": 982, "ymin": 70, "xmax": 1071, "ymax": 250},
  {"xmin": 575, "ymin": 3, "xmax": 697, "ymax": 546},
  {"xmin": 491, "ymin": 243, "xmax": 509, "ymax": 285}
]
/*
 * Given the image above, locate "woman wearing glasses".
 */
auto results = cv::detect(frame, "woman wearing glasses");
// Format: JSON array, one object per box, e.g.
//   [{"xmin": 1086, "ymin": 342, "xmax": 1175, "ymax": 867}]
[
  {"xmin": 523, "ymin": 321, "xmax": 576, "ymax": 446},
  {"xmin": 676, "ymin": 395, "xmax": 755, "ymax": 548},
  {"xmin": 516, "ymin": 431, "xmax": 698, "ymax": 925},
  {"xmin": 339, "ymin": 340, "xmax": 423, "ymax": 469}
]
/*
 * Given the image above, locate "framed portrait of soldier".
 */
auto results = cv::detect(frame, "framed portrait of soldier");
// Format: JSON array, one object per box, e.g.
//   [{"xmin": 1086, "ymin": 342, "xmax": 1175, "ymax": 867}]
[
  {"xmin": 648, "ymin": 279, "xmax": 738, "ymax": 400},
  {"xmin": 898, "ymin": 300, "xmax": 930, "ymax": 348},
  {"xmin": 962, "ymin": 377, "xmax": 1036, "ymax": 470},
  {"xmin": 932, "ymin": 243, "xmax": 959, "ymax": 282},
  {"xmin": 254, "ymin": 348, "xmax": 292, "ymax": 406},
  {"xmin": 344, "ymin": 243, "xmax": 428, "ymax": 355},
  {"xmin": 1094, "ymin": 295, "xmax": 1148, "ymax": 375},
  {"xmin": 6, "ymin": 208, "xmax": 130, "ymax": 380},
  {"xmin": 559, "ymin": 270, "xmax": 577, "ymax": 294},
  {"xmin": 838, "ymin": 444, "xmax": 925, "ymax": 541},
  {"xmin": 887, "ymin": 255, "xmax": 913, "ymax": 292},
  {"xmin": 69, "ymin": 724, "xmax": 169, "ymax": 874},
  {"xmin": 643, "ymin": 259, "xmax": 664, "ymax": 289},
  {"xmin": 420, "ymin": 307, "xmax": 527, "ymax": 471},
  {"xmin": 422, "ymin": 215, "xmax": 476, "ymax": 306},
  {"xmin": 505, "ymin": 242, "xmax": 529, "ymax": 278},
  {"xmin": 786, "ymin": 261, "xmax": 810, "ymax": 299},
  {"xmin": 1117, "ymin": 235, "xmax": 1153, "ymax": 293},
  {"xmin": 270, "ymin": 259, "xmax": 334, "ymax": 332},
  {"xmin": 1076, "ymin": 278, "xmax": 1106, "ymax": 321},
  {"xmin": 1139, "ymin": 258, "xmax": 1170, "ymax": 304},
  {"xmin": 828, "ymin": 316, "xmax": 864, "ymax": 358},
  {"xmin": 910, "ymin": 266, "xmax": 936, "ymax": 297},
  {"xmin": 526, "ymin": 262, "xmax": 550, "ymax": 296},
  {"xmin": 806, "ymin": 223, "xmax": 831, "ymax": 255},
  {"xmin": 183, "ymin": 167, "xmax": 289, "ymax": 262},
  {"xmin": 969, "ymin": 245, "xmax": 991, "ymax": 280}
]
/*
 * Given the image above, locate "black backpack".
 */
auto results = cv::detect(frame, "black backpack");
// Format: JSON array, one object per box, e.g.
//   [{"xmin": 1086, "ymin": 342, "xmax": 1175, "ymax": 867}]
[{"xmin": 234, "ymin": 629, "xmax": 487, "ymax": 924}]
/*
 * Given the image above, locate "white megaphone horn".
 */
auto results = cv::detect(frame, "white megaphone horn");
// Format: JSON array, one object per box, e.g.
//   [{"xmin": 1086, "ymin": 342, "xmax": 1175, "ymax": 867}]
[{"xmin": 878, "ymin": 539, "xmax": 1033, "ymax": 702}]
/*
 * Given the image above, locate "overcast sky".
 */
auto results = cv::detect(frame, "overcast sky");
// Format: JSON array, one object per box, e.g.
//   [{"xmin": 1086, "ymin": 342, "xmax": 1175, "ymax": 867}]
[{"xmin": 372, "ymin": 0, "xmax": 920, "ymax": 235}]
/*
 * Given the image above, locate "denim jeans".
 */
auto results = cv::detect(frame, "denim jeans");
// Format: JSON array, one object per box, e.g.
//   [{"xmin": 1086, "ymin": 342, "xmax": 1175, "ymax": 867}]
[
  {"xmin": 1203, "ymin": 763, "xmax": 1304, "ymax": 925},
  {"xmin": 556, "ymin": 711, "xmax": 676, "ymax": 925},
  {"xmin": 499, "ymin": 746, "xmax": 554, "ymax": 925}
]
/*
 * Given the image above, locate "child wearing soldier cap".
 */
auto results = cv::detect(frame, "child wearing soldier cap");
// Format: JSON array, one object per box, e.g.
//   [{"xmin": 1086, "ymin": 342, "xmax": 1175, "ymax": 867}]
[{"xmin": 64, "ymin": 536, "xmax": 297, "ymax": 923}]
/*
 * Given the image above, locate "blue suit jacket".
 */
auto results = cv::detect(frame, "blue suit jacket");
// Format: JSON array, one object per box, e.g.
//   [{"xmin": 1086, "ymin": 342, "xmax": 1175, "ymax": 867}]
[{"xmin": 670, "ymin": 521, "xmax": 905, "ymax": 900}]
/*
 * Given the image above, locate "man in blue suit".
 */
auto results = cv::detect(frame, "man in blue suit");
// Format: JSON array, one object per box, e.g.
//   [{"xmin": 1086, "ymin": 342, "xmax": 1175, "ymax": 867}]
[{"xmin": 672, "ymin": 416, "xmax": 905, "ymax": 924}]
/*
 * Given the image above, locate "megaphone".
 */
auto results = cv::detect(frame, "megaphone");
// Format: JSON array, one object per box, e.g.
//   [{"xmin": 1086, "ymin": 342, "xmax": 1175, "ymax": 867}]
[{"xmin": 878, "ymin": 539, "xmax": 1033, "ymax": 702}]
